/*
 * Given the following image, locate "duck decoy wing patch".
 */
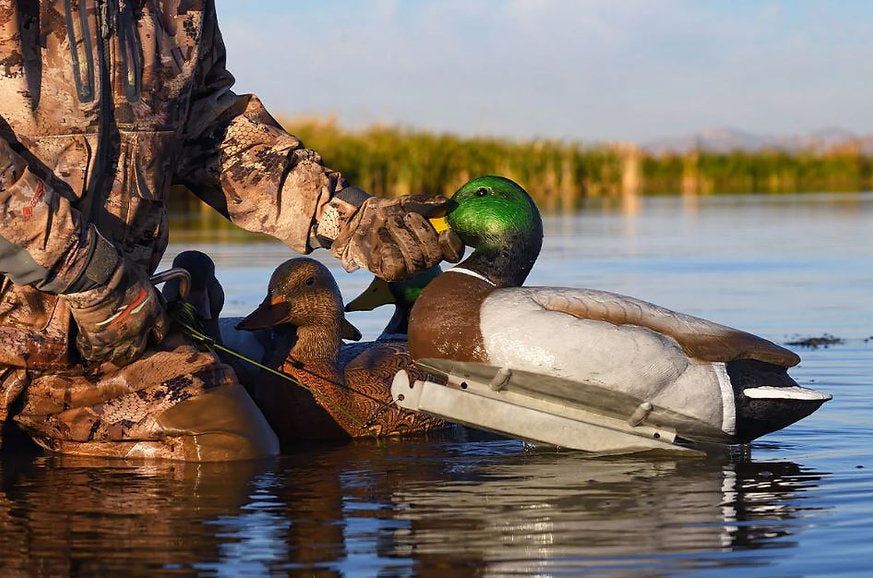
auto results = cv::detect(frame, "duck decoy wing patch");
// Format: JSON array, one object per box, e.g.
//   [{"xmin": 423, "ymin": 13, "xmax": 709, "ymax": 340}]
[{"xmin": 520, "ymin": 287, "xmax": 800, "ymax": 367}]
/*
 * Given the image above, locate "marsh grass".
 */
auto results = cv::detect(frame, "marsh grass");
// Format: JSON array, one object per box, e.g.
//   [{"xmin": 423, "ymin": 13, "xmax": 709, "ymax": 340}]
[
  {"xmin": 169, "ymin": 117, "xmax": 873, "ymax": 220},
  {"xmin": 283, "ymin": 117, "xmax": 626, "ymax": 211},
  {"xmin": 286, "ymin": 117, "xmax": 873, "ymax": 200}
]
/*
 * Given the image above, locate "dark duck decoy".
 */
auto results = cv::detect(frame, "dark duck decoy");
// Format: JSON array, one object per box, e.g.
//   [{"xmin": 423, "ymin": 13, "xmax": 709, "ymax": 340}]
[
  {"xmin": 162, "ymin": 250, "xmax": 225, "ymax": 343},
  {"xmin": 161, "ymin": 250, "xmax": 269, "ymax": 384},
  {"xmin": 407, "ymin": 176, "xmax": 831, "ymax": 448}
]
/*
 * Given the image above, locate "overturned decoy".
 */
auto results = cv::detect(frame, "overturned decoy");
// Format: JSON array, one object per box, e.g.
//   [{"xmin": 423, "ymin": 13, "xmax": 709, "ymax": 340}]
[{"xmin": 400, "ymin": 176, "xmax": 831, "ymax": 453}]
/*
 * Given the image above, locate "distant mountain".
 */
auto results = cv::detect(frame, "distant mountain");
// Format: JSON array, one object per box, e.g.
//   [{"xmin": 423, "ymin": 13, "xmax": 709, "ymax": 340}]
[{"xmin": 643, "ymin": 127, "xmax": 873, "ymax": 155}]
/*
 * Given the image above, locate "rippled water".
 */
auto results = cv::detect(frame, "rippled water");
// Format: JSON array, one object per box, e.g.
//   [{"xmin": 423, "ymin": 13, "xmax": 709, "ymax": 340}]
[{"xmin": 1, "ymin": 193, "xmax": 871, "ymax": 575}]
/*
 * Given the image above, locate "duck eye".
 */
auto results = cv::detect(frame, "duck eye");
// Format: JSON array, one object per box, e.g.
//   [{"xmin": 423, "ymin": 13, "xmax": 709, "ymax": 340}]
[
  {"xmin": 305, "ymin": 276, "xmax": 315, "ymax": 286},
  {"xmin": 475, "ymin": 187, "xmax": 488, "ymax": 197}
]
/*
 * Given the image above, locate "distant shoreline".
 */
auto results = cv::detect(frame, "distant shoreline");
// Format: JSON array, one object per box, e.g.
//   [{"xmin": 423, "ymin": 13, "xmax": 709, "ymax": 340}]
[
  {"xmin": 169, "ymin": 117, "xmax": 873, "ymax": 215},
  {"xmin": 282, "ymin": 117, "xmax": 873, "ymax": 206}
]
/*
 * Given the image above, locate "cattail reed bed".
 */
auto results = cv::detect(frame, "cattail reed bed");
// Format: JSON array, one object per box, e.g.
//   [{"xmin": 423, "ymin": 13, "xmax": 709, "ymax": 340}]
[{"xmin": 169, "ymin": 117, "xmax": 873, "ymax": 217}]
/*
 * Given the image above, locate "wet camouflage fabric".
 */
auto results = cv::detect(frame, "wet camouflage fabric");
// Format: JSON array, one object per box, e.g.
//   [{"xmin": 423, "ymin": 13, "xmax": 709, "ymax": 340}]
[
  {"xmin": 5, "ymin": 332, "xmax": 273, "ymax": 459},
  {"xmin": 0, "ymin": 0, "xmax": 348, "ymax": 453}
]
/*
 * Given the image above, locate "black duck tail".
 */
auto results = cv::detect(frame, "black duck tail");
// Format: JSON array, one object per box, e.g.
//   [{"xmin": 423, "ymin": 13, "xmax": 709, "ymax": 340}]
[{"xmin": 727, "ymin": 359, "xmax": 831, "ymax": 443}]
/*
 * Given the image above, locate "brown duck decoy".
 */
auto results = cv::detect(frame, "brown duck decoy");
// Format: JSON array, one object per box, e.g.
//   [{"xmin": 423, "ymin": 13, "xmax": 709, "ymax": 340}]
[{"xmin": 238, "ymin": 257, "xmax": 446, "ymax": 446}]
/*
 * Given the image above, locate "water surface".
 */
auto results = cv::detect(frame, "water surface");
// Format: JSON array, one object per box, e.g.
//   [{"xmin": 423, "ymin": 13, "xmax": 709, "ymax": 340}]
[{"xmin": 1, "ymin": 192, "xmax": 871, "ymax": 576}]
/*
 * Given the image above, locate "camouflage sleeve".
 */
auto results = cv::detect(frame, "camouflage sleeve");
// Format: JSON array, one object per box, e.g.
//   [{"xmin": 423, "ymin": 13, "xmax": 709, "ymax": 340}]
[
  {"xmin": 0, "ymin": 136, "xmax": 119, "ymax": 294},
  {"xmin": 175, "ymin": 1, "xmax": 349, "ymax": 253}
]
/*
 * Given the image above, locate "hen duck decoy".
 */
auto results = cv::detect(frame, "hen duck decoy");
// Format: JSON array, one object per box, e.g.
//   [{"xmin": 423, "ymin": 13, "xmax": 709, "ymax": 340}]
[
  {"xmin": 237, "ymin": 257, "xmax": 446, "ymax": 445},
  {"xmin": 403, "ymin": 176, "xmax": 831, "ymax": 450},
  {"xmin": 344, "ymin": 266, "xmax": 442, "ymax": 340}
]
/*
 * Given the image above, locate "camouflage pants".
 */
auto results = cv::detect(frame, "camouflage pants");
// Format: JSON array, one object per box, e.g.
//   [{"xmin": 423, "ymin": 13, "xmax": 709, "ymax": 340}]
[{"xmin": 0, "ymin": 332, "xmax": 278, "ymax": 461}]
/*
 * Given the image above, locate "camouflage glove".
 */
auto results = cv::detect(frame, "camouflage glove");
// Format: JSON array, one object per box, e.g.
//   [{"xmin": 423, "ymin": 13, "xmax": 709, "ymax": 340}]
[
  {"xmin": 316, "ymin": 187, "xmax": 464, "ymax": 282},
  {"xmin": 64, "ymin": 260, "xmax": 170, "ymax": 366}
]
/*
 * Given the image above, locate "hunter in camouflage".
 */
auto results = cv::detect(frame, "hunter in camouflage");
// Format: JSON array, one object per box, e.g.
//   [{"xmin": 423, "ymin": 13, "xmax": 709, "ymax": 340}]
[{"xmin": 0, "ymin": 0, "xmax": 457, "ymax": 460}]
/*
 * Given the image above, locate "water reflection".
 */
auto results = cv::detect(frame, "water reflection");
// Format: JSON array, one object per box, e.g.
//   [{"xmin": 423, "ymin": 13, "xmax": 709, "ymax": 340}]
[
  {"xmin": 0, "ymin": 451, "xmax": 277, "ymax": 574},
  {"xmin": 382, "ymin": 443, "xmax": 826, "ymax": 574},
  {"xmin": 0, "ymin": 432, "xmax": 830, "ymax": 574},
  {"xmin": 2, "ymin": 191, "xmax": 865, "ymax": 573}
]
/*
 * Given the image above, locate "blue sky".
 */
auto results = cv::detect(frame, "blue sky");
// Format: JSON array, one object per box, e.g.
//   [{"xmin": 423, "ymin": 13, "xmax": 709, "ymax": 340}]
[{"xmin": 217, "ymin": 1, "xmax": 873, "ymax": 144}]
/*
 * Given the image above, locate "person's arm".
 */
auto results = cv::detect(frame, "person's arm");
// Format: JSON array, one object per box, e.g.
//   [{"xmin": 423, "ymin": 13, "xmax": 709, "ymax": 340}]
[
  {"xmin": 0, "ymin": 136, "xmax": 116, "ymax": 294},
  {"xmin": 176, "ymin": 2, "xmax": 461, "ymax": 281},
  {"xmin": 0, "ymin": 136, "xmax": 168, "ymax": 365},
  {"xmin": 173, "ymin": 2, "xmax": 345, "ymax": 254}
]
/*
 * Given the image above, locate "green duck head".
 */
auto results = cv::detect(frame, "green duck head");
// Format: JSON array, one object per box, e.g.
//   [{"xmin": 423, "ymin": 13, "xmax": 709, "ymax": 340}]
[{"xmin": 447, "ymin": 176, "xmax": 543, "ymax": 287}]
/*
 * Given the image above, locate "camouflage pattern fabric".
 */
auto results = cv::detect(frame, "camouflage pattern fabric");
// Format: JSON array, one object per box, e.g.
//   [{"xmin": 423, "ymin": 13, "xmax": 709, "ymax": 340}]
[
  {"xmin": 7, "ymin": 332, "xmax": 278, "ymax": 460},
  {"xmin": 0, "ymin": 0, "xmax": 348, "ymax": 371},
  {"xmin": 0, "ymin": 0, "xmax": 345, "ymax": 457},
  {"xmin": 65, "ymin": 258, "xmax": 171, "ymax": 364}
]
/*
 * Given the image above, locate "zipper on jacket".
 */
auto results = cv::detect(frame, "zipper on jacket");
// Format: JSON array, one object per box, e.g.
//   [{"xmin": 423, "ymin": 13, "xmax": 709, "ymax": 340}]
[{"xmin": 86, "ymin": 0, "xmax": 120, "ymax": 230}]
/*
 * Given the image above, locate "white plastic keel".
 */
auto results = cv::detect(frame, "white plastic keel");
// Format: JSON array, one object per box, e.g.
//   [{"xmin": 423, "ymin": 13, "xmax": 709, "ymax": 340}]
[{"xmin": 391, "ymin": 370, "xmax": 700, "ymax": 454}]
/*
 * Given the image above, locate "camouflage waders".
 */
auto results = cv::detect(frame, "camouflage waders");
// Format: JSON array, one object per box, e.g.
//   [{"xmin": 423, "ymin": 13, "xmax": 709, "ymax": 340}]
[{"xmin": 2, "ymin": 332, "xmax": 278, "ymax": 460}]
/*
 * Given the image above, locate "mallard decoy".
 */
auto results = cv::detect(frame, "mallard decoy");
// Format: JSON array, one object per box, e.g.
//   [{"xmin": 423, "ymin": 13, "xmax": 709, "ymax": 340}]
[
  {"xmin": 237, "ymin": 257, "xmax": 446, "ymax": 445},
  {"xmin": 405, "ymin": 176, "xmax": 830, "ymax": 449},
  {"xmin": 344, "ymin": 266, "xmax": 442, "ymax": 340}
]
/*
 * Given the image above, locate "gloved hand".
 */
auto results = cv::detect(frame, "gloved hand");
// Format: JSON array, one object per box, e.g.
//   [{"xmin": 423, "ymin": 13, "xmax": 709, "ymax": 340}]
[
  {"xmin": 316, "ymin": 188, "xmax": 464, "ymax": 282},
  {"xmin": 64, "ymin": 260, "xmax": 170, "ymax": 366}
]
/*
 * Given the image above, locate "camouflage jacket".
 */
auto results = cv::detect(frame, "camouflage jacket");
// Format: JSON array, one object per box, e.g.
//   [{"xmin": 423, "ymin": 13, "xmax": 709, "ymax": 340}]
[{"xmin": 0, "ymin": 0, "xmax": 349, "ymax": 370}]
